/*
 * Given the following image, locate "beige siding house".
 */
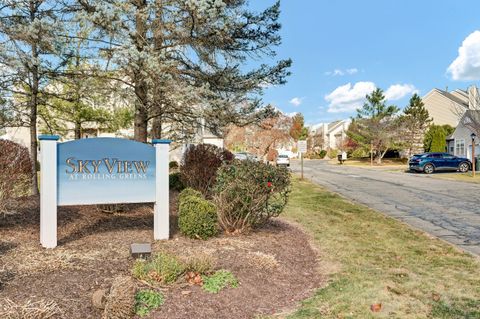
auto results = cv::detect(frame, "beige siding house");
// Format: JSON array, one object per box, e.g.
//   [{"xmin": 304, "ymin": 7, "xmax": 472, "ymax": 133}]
[
  {"xmin": 423, "ymin": 86, "xmax": 480, "ymax": 127},
  {"xmin": 423, "ymin": 88, "xmax": 468, "ymax": 127}
]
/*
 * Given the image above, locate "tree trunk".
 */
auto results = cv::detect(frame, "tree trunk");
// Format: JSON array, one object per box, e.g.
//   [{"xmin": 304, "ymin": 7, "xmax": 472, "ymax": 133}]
[
  {"xmin": 132, "ymin": 0, "xmax": 149, "ymax": 143},
  {"xmin": 29, "ymin": 3, "xmax": 39, "ymax": 196},
  {"xmin": 29, "ymin": 105, "xmax": 39, "ymax": 196},
  {"xmin": 376, "ymin": 149, "xmax": 388, "ymax": 164},
  {"xmin": 74, "ymin": 123, "xmax": 81, "ymax": 139},
  {"xmin": 134, "ymin": 104, "xmax": 148, "ymax": 142},
  {"xmin": 150, "ymin": 0, "xmax": 164, "ymax": 141},
  {"xmin": 151, "ymin": 116, "xmax": 162, "ymax": 139}
]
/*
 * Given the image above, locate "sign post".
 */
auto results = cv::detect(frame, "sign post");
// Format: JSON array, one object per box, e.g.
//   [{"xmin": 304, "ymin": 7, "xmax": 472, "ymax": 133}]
[
  {"xmin": 153, "ymin": 139, "xmax": 171, "ymax": 240},
  {"xmin": 297, "ymin": 140, "xmax": 307, "ymax": 180},
  {"xmin": 39, "ymin": 135, "xmax": 59, "ymax": 249},
  {"xmin": 39, "ymin": 136, "xmax": 170, "ymax": 248}
]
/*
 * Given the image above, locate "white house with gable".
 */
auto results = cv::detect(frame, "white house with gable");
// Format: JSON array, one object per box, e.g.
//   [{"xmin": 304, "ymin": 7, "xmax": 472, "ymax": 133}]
[
  {"xmin": 312, "ymin": 119, "xmax": 351, "ymax": 150},
  {"xmin": 448, "ymin": 110, "xmax": 480, "ymax": 159}
]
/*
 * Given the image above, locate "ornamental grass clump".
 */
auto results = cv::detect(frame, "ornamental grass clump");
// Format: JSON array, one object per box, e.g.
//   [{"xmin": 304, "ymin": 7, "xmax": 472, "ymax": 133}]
[
  {"xmin": 132, "ymin": 253, "xmax": 185, "ymax": 285},
  {"xmin": 213, "ymin": 160, "xmax": 290, "ymax": 234}
]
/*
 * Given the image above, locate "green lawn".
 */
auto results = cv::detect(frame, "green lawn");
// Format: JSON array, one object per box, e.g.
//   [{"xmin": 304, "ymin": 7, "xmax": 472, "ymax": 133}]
[
  {"xmin": 431, "ymin": 172, "xmax": 480, "ymax": 184},
  {"xmin": 282, "ymin": 178, "xmax": 480, "ymax": 319}
]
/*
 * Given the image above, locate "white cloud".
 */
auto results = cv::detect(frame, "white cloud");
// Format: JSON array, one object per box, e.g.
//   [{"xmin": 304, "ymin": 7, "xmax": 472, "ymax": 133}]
[
  {"xmin": 325, "ymin": 68, "xmax": 359, "ymax": 76},
  {"xmin": 447, "ymin": 31, "xmax": 480, "ymax": 81},
  {"xmin": 325, "ymin": 82, "xmax": 376, "ymax": 113},
  {"xmin": 384, "ymin": 84, "xmax": 417, "ymax": 100},
  {"xmin": 289, "ymin": 97, "xmax": 303, "ymax": 107},
  {"xmin": 346, "ymin": 68, "xmax": 359, "ymax": 75}
]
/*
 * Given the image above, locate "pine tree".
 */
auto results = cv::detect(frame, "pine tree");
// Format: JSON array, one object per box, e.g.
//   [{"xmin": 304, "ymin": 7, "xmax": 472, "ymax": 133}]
[
  {"xmin": 430, "ymin": 128, "xmax": 447, "ymax": 152},
  {"xmin": 398, "ymin": 94, "xmax": 431, "ymax": 157},
  {"xmin": 347, "ymin": 88, "xmax": 400, "ymax": 163},
  {"xmin": 77, "ymin": 0, "xmax": 292, "ymax": 142},
  {"xmin": 424, "ymin": 125, "xmax": 453, "ymax": 152},
  {"xmin": 0, "ymin": 1, "xmax": 69, "ymax": 195}
]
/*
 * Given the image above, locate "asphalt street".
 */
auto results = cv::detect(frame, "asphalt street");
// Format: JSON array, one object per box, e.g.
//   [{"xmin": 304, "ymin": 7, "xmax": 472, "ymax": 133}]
[{"xmin": 291, "ymin": 160, "xmax": 480, "ymax": 256}]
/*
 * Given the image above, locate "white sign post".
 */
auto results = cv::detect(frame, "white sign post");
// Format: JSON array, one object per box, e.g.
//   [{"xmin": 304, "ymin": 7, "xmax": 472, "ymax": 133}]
[
  {"xmin": 153, "ymin": 140, "xmax": 170, "ymax": 240},
  {"xmin": 297, "ymin": 140, "xmax": 307, "ymax": 179},
  {"xmin": 39, "ymin": 135, "xmax": 59, "ymax": 249}
]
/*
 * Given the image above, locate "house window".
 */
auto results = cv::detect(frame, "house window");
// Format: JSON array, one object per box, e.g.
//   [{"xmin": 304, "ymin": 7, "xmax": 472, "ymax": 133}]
[{"xmin": 455, "ymin": 139, "xmax": 465, "ymax": 156}]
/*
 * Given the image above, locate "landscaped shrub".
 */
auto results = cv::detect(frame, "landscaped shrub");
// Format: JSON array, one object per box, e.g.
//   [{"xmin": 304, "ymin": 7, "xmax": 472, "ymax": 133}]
[
  {"xmin": 213, "ymin": 160, "xmax": 290, "ymax": 234},
  {"xmin": 132, "ymin": 253, "xmax": 185, "ymax": 284},
  {"xmin": 350, "ymin": 148, "xmax": 368, "ymax": 159},
  {"xmin": 319, "ymin": 149, "xmax": 327, "ymax": 159},
  {"xmin": 169, "ymin": 161, "xmax": 179, "ymax": 170},
  {"xmin": 178, "ymin": 187, "xmax": 202, "ymax": 203},
  {"xmin": 180, "ymin": 144, "xmax": 233, "ymax": 196},
  {"xmin": 0, "ymin": 140, "xmax": 32, "ymax": 213},
  {"xmin": 169, "ymin": 172, "xmax": 184, "ymax": 192},
  {"xmin": 134, "ymin": 290, "xmax": 164, "ymax": 317},
  {"xmin": 326, "ymin": 148, "xmax": 338, "ymax": 159},
  {"xmin": 178, "ymin": 195, "xmax": 218, "ymax": 240}
]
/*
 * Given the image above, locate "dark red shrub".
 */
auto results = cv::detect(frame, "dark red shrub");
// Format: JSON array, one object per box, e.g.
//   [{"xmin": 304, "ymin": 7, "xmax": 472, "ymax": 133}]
[
  {"xmin": 180, "ymin": 144, "xmax": 233, "ymax": 196},
  {"xmin": 0, "ymin": 139, "xmax": 32, "ymax": 212}
]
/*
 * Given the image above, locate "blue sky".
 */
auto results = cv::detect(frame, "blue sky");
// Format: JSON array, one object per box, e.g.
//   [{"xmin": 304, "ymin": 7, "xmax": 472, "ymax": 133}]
[{"xmin": 252, "ymin": 0, "xmax": 480, "ymax": 125}]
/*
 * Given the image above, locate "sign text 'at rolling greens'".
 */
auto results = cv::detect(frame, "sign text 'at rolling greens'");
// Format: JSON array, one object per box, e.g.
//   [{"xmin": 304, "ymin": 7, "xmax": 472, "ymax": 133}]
[{"xmin": 39, "ymin": 136, "xmax": 171, "ymax": 248}]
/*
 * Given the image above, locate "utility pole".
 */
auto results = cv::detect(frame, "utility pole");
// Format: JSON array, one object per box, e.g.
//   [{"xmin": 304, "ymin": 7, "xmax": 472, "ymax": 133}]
[{"xmin": 471, "ymin": 133, "xmax": 476, "ymax": 177}]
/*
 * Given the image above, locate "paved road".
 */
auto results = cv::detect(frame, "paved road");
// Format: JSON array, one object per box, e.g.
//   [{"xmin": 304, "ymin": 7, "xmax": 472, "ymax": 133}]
[{"xmin": 291, "ymin": 160, "xmax": 480, "ymax": 256}]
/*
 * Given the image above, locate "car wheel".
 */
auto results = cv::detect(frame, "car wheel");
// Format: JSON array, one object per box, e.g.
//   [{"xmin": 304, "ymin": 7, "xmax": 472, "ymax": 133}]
[
  {"xmin": 423, "ymin": 163, "xmax": 435, "ymax": 174},
  {"xmin": 458, "ymin": 162, "xmax": 470, "ymax": 173}
]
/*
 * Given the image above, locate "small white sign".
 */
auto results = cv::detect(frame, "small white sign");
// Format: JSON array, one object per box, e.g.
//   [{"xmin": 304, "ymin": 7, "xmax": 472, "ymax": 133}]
[{"xmin": 297, "ymin": 140, "xmax": 307, "ymax": 153}]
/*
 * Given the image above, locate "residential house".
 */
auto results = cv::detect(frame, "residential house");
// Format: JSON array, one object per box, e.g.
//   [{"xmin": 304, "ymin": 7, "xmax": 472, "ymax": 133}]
[
  {"xmin": 423, "ymin": 86, "xmax": 480, "ymax": 127},
  {"xmin": 312, "ymin": 119, "xmax": 351, "ymax": 150},
  {"xmin": 448, "ymin": 110, "xmax": 480, "ymax": 159}
]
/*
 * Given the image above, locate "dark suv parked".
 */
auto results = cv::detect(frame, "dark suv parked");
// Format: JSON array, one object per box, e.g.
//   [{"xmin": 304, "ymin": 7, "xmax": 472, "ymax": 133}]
[{"xmin": 409, "ymin": 152, "xmax": 471, "ymax": 174}]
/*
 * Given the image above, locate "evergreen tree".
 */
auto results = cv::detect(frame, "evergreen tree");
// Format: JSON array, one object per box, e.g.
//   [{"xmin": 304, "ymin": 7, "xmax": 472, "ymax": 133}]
[
  {"xmin": 398, "ymin": 94, "xmax": 431, "ymax": 156},
  {"xmin": 347, "ymin": 88, "xmax": 400, "ymax": 163},
  {"xmin": 424, "ymin": 125, "xmax": 454, "ymax": 152},
  {"xmin": 430, "ymin": 128, "xmax": 447, "ymax": 152},
  {"xmin": 0, "ymin": 0, "xmax": 69, "ymax": 195},
  {"xmin": 39, "ymin": 27, "xmax": 133, "ymax": 139},
  {"xmin": 77, "ymin": 0, "xmax": 292, "ymax": 142}
]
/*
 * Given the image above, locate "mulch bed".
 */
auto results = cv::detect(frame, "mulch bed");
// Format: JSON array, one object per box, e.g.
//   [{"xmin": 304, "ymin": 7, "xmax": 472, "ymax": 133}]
[{"xmin": 0, "ymin": 193, "xmax": 322, "ymax": 318}]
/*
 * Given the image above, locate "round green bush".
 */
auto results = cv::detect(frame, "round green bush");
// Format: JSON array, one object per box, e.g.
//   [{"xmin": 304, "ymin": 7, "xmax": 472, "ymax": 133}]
[
  {"xmin": 178, "ymin": 195, "xmax": 218, "ymax": 240},
  {"xmin": 169, "ymin": 172, "xmax": 184, "ymax": 191},
  {"xmin": 178, "ymin": 187, "xmax": 202, "ymax": 202}
]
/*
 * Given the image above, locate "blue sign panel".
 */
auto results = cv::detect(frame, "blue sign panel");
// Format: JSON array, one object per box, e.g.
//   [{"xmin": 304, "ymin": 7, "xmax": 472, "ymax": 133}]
[{"xmin": 57, "ymin": 138, "xmax": 155, "ymax": 206}]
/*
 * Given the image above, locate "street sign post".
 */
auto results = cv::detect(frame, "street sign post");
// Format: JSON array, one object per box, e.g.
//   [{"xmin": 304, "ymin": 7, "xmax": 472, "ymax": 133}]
[{"xmin": 297, "ymin": 140, "xmax": 307, "ymax": 179}]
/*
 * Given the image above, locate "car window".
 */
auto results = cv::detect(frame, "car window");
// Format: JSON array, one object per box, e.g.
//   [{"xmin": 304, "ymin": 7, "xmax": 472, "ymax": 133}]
[{"xmin": 443, "ymin": 154, "xmax": 455, "ymax": 159}]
